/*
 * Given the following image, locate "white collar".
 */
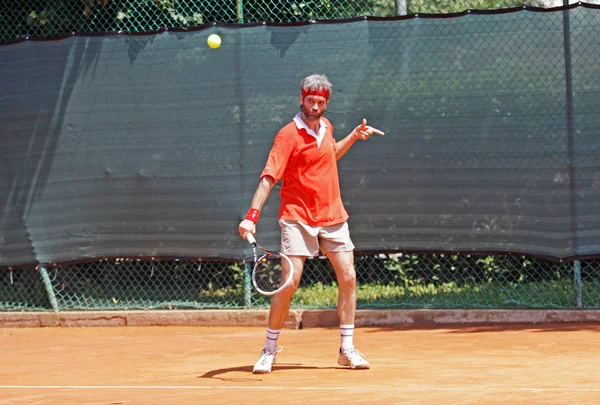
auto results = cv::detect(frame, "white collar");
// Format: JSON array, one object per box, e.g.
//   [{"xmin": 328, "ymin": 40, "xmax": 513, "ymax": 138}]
[{"xmin": 293, "ymin": 113, "xmax": 327, "ymax": 147}]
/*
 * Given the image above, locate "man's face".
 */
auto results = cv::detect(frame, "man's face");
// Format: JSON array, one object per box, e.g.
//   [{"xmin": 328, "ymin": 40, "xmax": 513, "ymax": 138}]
[{"xmin": 300, "ymin": 95, "xmax": 329, "ymax": 121}]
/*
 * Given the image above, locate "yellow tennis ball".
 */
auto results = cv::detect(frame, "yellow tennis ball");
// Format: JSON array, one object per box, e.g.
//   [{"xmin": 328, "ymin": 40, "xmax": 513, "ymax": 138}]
[{"xmin": 207, "ymin": 34, "xmax": 221, "ymax": 49}]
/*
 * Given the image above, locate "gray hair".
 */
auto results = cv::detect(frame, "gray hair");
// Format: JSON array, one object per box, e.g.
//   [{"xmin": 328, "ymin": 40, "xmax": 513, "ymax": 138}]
[{"xmin": 300, "ymin": 74, "xmax": 332, "ymax": 95}]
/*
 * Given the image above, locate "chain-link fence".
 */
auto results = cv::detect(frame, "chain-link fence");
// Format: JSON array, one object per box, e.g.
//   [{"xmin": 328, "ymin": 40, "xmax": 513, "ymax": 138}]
[
  {"xmin": 2, "ymin": 255, "xmax": 599, "ymax": 311},
  {"xmin": 0, "ymin": 0, "xmax": 581, "ymax": 43},
  {"xmin": 3, "ymin": 0, "xmax": 600, "ymax": 312}
]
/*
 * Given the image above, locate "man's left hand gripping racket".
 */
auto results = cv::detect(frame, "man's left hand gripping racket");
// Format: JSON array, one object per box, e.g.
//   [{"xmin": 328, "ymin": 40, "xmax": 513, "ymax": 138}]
[{"xmin": 246, "ymin": 233, "xmax": 294, "ymax": 296}]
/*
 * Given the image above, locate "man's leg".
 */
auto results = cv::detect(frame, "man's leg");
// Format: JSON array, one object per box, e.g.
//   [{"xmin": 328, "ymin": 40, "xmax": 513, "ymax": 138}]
[
  {"xmin": 267, "ymin": 255, "xmax": 305, "ymax": 330},
  {"xmin": 326, "ymin": 250, "xmax": 370, "ymax": 369},
  {"xmin": 253, "ymin": 255, "xmax": 305, "ymax": 374},
  {"xmin": 325, "ymin": 251, "xmax": 356, "ymax": 326}
]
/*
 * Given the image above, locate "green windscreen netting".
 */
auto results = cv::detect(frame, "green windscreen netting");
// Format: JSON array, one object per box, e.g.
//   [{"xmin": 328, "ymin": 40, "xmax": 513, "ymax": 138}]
[{"xmin": 3, "ymin": 6, "xmax": 600, "ymax": 265}]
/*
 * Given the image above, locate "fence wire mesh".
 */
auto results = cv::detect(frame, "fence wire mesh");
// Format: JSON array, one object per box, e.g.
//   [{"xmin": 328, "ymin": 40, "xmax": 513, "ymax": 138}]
[
  {"xmin": 2, "ymin": 0, "xmax": 600, "ymax": 312},
  {"xmin": 2, "ymin": 256, "xmax": 599, "ymax": 311},
  {"xmin": 0, "ymin": 1, "xmax": 580, "ymax": 43}
]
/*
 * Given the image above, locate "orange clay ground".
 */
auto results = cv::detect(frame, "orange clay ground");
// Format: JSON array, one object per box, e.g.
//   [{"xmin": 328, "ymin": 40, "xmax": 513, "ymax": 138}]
[{"xmin": 1, "ymin": 324, "xmax": 599, "ymax": 405}]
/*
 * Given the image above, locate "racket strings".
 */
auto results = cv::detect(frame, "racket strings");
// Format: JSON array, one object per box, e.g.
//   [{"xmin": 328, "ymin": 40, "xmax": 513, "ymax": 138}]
[{"xmin": 253, "ymin": 254, "xmax": 287, "ymax": 294}]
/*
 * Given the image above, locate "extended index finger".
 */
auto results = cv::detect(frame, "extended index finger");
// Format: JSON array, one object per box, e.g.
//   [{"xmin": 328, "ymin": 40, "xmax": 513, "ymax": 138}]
[{"xmin": 369, "ymin": 126, "xmax": 385, "ymax": 136}]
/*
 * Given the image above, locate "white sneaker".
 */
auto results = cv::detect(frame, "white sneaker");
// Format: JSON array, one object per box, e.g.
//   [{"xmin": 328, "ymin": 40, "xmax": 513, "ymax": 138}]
[
  {"xmin": 253, "ymin": 347, "xmax": 282, "ymax": 374},
  {"xmin": 338, "ymin": 347, "xmax": 370, "ymax": 369}
]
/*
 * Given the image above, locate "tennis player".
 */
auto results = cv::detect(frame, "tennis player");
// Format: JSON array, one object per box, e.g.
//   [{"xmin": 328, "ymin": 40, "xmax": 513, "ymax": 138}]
[{"xmin": 238, "ymin": 74, "xmax": 384, "ymax": 373}]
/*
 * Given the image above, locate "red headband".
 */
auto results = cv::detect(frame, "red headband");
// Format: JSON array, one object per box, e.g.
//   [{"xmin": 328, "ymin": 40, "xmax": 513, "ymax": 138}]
[{"xmin": 301, "ymin": 88, "xmax": 330, "ymax": 100}]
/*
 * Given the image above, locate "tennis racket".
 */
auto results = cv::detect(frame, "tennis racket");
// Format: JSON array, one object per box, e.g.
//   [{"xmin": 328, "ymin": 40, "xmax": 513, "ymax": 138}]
[{"xmin": 246, "ymin": 233, "xmax": 294, "ymax": 296}]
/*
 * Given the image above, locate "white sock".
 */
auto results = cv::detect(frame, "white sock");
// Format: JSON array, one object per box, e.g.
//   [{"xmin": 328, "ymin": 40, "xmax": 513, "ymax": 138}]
[
  {"xmin": 264, "ymin": 327, "xmax": 280, "ymax": 352},
  {"xmin": 340, "ymin": 324, "xmax": 355, "ymax": 351}
]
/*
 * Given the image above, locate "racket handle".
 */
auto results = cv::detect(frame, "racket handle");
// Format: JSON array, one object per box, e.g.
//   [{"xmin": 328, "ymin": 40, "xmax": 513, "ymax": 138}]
[{"xmin": 246, "ymin": 233, "xmax": 256, "ymax": 245}]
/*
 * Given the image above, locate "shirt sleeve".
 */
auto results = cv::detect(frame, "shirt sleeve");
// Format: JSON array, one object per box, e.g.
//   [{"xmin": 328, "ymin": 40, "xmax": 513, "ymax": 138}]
[
  {"xmin": 260, "ymin": 132, "xmax": 294, "ymax": 183},
  {"xmin": 331, "ymin": 122, "xmax": 338, "ymax": 153}
]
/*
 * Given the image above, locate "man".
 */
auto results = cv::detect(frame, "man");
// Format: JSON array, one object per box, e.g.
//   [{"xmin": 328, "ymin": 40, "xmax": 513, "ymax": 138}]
[{"xmin": 238, "ymin": 74, "xmax": 384, "ymax": 374}]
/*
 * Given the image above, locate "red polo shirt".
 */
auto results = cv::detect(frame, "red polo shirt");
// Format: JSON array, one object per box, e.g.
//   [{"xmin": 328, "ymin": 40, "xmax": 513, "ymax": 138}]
[{"xmin": 260, "ymin": 115, "xmax": 348, "ymax": 226}]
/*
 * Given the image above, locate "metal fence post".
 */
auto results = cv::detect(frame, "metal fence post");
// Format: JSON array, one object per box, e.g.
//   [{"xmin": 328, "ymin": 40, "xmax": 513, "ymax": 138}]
[
  {"xmin": 39, "ymin": 266, "xmax": 59, "ymax": 312},
  {"xmin": 574, "ymin": 260, "xmax": 582, "ymax": 308},
  {"xmin": 244, "ymin": 261, "xmax": 252, "ymax": 308},
  {"xmin": 562, "ymin": 1, "xmax": 582, "ymax": 311},
  {"xmin": 237, "ymin": 0, "xmax": 244, "ymax": 23},
  {"xmin": 237, "ymin": 0, "xmax": 248, "ymax": 308},
  {"xmin": 396, "ymin": 0, "xmax": 407, "ymax": 16}
]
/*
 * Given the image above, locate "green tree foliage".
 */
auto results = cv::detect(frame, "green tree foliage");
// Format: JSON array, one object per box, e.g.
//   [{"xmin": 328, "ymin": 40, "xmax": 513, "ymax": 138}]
[
  {"xmin": 408, "ymin": 0, "xmax": 549, "ymax": 14},
  {"xmin": 1, "ymin": 0, "xmax": 556, "ymax": 43}
]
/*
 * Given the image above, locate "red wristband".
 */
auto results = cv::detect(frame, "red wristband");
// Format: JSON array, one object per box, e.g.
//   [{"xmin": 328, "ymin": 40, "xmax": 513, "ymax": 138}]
[{"xmin": 245, "ymin": 208, "xmax": 260, "ymax": 224}]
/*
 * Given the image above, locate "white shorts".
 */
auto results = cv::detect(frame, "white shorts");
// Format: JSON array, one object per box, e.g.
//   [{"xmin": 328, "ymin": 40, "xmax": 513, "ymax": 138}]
[{"xmin": 279, "ymin": 219, "xmax": 355, "ymax": 257}]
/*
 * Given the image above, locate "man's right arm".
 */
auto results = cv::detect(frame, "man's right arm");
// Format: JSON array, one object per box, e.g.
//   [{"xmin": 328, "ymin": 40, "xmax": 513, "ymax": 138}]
[{"xmin": 238, "ymin": 175, "xmax": 276, "ymax": 239}]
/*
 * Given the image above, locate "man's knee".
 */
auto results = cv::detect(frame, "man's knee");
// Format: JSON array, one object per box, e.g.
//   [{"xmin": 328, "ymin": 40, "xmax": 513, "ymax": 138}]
[
  {"xmin": 277, "ymin": 282, "xmax": 299, "ymax": 299},
  {"xmin": 337, "ymin": 266, "xmax": 356, "ymax": 289}
]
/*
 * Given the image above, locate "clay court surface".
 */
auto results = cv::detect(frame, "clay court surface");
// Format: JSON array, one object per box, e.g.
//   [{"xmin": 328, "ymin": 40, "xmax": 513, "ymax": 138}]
[{"xmin": 1, "ymin": 323, "xmax": 599, "ymax": 404}]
